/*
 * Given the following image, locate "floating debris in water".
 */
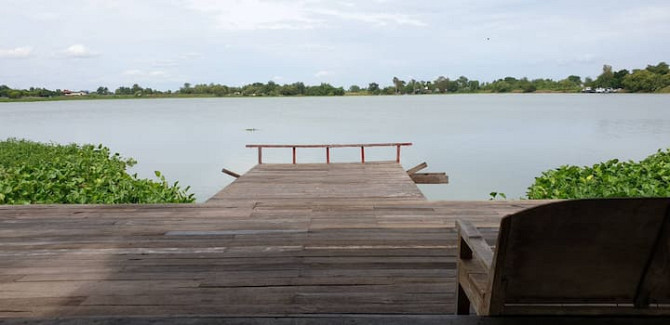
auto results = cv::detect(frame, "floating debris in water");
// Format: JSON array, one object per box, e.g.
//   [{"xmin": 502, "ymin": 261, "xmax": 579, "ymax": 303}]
[{"xmin": 245, "ymin": 128, "xmax": 259, "ymax": 132}]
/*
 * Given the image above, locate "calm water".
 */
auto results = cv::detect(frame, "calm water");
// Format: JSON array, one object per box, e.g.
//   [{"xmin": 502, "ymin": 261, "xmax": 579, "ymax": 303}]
[{"xmin": 2, "ymin": 94, "xmax": 669, "ymax": 202}]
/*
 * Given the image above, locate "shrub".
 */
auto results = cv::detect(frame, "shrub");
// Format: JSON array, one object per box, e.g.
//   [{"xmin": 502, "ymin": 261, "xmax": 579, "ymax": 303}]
[
  {"xmin": 0, "ymin": 139, "xmax": 195, "ymax": 204},
  {"xmin": 527, "ymin": 149, "xmax": 670, "ymax": 199}
]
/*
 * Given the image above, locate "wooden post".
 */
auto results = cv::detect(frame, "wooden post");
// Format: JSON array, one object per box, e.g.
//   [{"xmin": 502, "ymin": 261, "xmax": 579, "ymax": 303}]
[
  {"xmin": 258, "ymin": 147, "xmax": 263, "ymax": 164},
  {"xmin": 396, "ymin": 144, "xmax": 401, "ymax": 163},
  {"xmin": 326, "ymin": 147, "xmax": 330, "ymax": 164},
  {"xmin": 292, "ymin": 147, "xmax": 296, "ymax": 164},
  {"xmin": 361, "ymin": 146, "xmax": 365, "ymax": 164}
]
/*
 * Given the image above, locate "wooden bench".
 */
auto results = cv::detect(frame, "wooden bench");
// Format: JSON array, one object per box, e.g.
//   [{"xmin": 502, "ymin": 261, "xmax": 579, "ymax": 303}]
[{"xmin": 456, "ymin": 198, "xmax": 670, "ymax": 316}]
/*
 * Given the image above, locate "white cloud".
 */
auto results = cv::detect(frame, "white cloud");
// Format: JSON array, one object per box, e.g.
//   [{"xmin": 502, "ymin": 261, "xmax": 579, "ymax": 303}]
[
  {"xmin": 184, "ymin": 0, "xmax": 426, "ymax": 30},
  {"xmin": 315, "ymin": 70, "xmax": 334, "ymax": 78},
  {"xmin": 185, "ymin": 0, "xmax": 319, "ymax": 30},
  {"xmin": 0, "ymin": 47, "xmax": 33, "ymax": 59},
  {"xmin": 178, "ymin": 52, "xmax": 202, "ymax": 60},
  {"xmin": 31, "ymin": 12, "xmax": 60, "ymax": 21},
  {"xmin": 62, "ymin": 44, "xmax": 99, "ymax": 58},
  {"xmin": 150, "ymin": 52, "xmax": 202, "ymax": 68},
  {"xmin": 151, "ymin": 59, "xmax": 179, "ymax": 68},
  {"xmin": 122, "ymin": 69, "xmax": 173, "ymax": 82},
  {"xmin": 314, "ymin": 9, "xmax": 427, "ymax": 27}
]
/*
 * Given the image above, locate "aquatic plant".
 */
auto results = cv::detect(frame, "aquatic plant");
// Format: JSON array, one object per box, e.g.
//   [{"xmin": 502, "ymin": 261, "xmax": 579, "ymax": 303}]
[
  {"xmin": 527, "ymin": 149, "xmax": 670, "ymax": 199},
  {"xmin": 0, "ymin": 139, "xmax": 195, "ymax": 204}
]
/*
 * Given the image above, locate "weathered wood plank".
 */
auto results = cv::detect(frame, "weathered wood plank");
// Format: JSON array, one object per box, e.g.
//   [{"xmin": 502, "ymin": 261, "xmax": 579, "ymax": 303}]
[
  {"xmin": 406, "ymin": 162, "xmax": 428, "ymax": 175},
  {"xmin": 0, "ymin": 161, "xmax": 550, "ymax": 318},
  {"xmin": 411, "ymin": 173, "xmax": 449, "ymax": 184}
]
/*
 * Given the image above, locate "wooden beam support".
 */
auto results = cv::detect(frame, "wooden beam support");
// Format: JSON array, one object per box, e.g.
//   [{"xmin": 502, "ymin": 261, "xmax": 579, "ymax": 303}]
[
  {"xmin": 410, "ymin": 172, "xmax": 448, "ymax": 184},
  {"xmin": 406, "ymin": 162, "xmax": 428, "ymax": 175}
]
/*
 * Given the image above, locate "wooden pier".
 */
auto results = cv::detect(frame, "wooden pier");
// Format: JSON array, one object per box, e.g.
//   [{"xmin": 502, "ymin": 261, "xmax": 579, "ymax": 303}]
[
  {"xmin": 0, "ymin": 146, "xmax": 554, "ymax": 322},
  {"xmin": 208, "ymin": 162, "xmax": 426, "ymax": 206}
]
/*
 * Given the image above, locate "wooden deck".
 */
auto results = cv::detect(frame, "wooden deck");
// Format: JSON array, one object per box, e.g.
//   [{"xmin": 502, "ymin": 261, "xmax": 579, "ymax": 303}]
[
  {"xmin": 0, "ymin": 162, "xmax": 551, "ymax": 320},
  {"xmin": 207, "ymin": 162, "xmax": 427, "ymax": 206}
]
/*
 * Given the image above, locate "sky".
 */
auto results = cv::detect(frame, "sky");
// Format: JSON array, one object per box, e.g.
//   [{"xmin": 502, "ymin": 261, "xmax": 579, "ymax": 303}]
[{"xmin": 1, "ymin": 0, "xmax": 669, "ymax": 91}]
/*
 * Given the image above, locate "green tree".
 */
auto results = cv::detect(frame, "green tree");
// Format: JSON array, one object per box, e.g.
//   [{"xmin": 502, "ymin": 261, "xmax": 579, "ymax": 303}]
[
  {"xmin": 403, "ymin": 79, "xmax": 417, "ymax": 94},
  {"xmin": 584, "ymin": 77, "xmax": 594, "ymax": 87},
  {"xmin": 8, "ymin": 90, "xmax": 22, "ymax": 99},
  {"xmin": 382, "ymin": 86, "xmax": 396, "ymax": 95},
  {"xmin": 594, "ymin": 64, "xmax": 615, "ymax": 88},
  {"xmin": 180, "ymin": 83, "xmax": 193, "ymax": 94},
  {"xmin": 367, "ymin": 82, "xmax": 380, "ymax": 94},
  {"xmin": 96, "ymin": 86, "xmax": 109, "ymax": 95},
  {"xmin": 434, "ymin": 76, "xmax": 448, "ymax": 93},
  {"xmin": 115, "ymin": 86, "xmax": 132, "ymax": 95},
  {"xmin": 456, "ymin": 76, "xmax": 469, "ymax": 91},
  {"xmin": 491, "ymin": 80, "xmax": 512, "ymax": 92},
  {"xmin": 348, "ymin": 85, "xmax": 361, "ymax": 93},
  {"xmin": 567, "ymin": 75, "xmax": 581, "ymax": 84},
  {"xmin": 0, "ymin": 85, "xmax": 10, "ymax": 97},
  {"xmin": 518, "ymin": 78, "xmax": 536, "ymax": 93},
  {"xmin": 646, "ymin": 62, "xmax": 669, "ymax": 75},
  {"xmin": 131, "ymin": 84, "xmax": 143, "ymax": 95},
  {"xmin": 392, "ymin": 77, "xmax": 405, "ymax": 94},
  {"xmin": 468, "ymin": 80, "xmax": 480, "ymax": 91},
  {"xmin": 612, "ymin": 69, "xmax": 629, "ymax": 89},
  {"xmin": 622, "ymin": 69, "xmax": 665, "ymax": 92},
  {"xmin": 263, "ymin": 81, "xmax": 279, "ymax": 96}
]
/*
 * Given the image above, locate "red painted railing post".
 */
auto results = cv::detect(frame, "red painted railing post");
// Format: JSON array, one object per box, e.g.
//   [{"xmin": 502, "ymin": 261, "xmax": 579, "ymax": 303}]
[{"xmin": 246, "ymin": 143, "xmax": 411, "ymax": 164}]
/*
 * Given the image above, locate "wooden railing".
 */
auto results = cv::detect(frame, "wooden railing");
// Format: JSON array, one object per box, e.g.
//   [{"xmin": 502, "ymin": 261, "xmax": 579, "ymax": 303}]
[{"xmin": 246, "ymin": 143, "xmax": 412, "ymax": 164}]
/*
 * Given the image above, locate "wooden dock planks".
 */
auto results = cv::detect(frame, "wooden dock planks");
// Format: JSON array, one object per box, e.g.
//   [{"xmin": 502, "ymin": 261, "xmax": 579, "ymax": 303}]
[
  {"xmin": 0, "ymin": 162, "xmax": 548, "ymax": 318},
  {"xmin": 0, "ymin": 203, "xmax": 545, "ymax": 318},
  {"xmin": 207, "ymin": 162, "xmax": 426, "ymax": 206}
]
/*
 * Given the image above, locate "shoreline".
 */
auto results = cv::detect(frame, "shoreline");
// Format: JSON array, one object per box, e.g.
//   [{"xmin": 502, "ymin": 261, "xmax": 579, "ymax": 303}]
[{"xmin": 2, "ymin": 91, "xmax": 655, "ymax": 103}]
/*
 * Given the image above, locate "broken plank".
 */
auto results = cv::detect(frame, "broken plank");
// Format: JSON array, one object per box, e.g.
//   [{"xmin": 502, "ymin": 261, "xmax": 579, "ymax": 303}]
[{"xmin": 410, "ymin": 173, "xmax": 449, "ymax": 184}]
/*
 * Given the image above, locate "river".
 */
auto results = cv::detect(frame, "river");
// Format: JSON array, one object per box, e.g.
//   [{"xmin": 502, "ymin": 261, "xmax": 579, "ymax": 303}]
[{"xmin": 2, "ymin": 94, "xmax": 669, "ymax": 202}]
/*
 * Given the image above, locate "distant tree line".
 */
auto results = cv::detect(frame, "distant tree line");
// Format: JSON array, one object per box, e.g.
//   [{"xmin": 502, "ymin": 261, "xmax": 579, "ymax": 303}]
[
  {"xmin": 2, "ymin": 62, "xmax": 668, "ymax": 100},
  {"xmin": 0, "ymin": 85, "xmax": 61, "ymax": 99},
  {"xmin": 177, "ymin": 81, "xmax": 344, "ymax": 97}
]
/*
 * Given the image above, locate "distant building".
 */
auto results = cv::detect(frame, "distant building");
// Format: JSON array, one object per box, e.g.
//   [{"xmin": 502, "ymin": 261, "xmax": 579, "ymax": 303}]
[{"xmin": 63, "ymin": 89, "xmax": 88, "ymax": 96}]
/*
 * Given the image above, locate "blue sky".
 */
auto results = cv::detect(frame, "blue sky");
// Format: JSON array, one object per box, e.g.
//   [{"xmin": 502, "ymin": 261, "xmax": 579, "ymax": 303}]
[{"xmin": 1, "ymin": 0, "xmax": 669, "ymax": 91}]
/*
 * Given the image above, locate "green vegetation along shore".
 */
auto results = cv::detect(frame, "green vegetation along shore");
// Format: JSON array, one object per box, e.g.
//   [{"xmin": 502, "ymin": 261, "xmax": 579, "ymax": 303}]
[
  {"xmin": 0, "ymin": 139, "xmax": 194, "ymax": 204},
  {"xmin": 527, "ymin": 149, "xmax": 670, "ymax": 199},
  {"xmin": 1, "ymin": 139, "xmax": 667, "ymax": 204},
  {"xmin": 2, "ymin": 62, "xmax": 669, "ymax": 102}
]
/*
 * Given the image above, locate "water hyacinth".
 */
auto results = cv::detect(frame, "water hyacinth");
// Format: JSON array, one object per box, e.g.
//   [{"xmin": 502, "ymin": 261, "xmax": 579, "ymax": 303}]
[
  {"xmin": 0, "ymin": 139, "xmax": 195, "ymax": 204},
  {"xmin": 527, "ymin": 149, "xmax": 670, "ymax": 199}
]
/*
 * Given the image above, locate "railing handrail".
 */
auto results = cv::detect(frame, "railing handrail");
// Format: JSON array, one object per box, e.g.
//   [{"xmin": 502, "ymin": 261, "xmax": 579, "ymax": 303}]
[
  {"xmin": 246, "ymin": 143, "xmax": 412, "ymax": 149},
  {"xmin": 246, "ymin": 142, "xmax": 412, "ymax": 164}
]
